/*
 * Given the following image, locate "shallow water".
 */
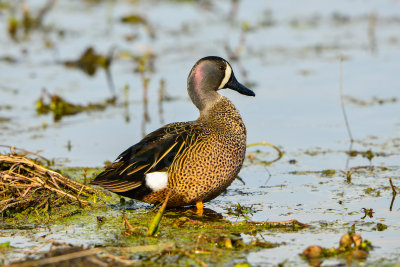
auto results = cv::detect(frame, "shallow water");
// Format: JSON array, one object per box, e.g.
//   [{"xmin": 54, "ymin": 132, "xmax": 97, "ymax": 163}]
[{"xmin": 1, "ymin": 0, "xmax": 399, "ymax": 265}]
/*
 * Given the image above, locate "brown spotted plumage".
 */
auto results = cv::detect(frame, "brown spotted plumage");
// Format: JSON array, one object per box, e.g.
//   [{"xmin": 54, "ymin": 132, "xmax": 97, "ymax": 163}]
[{"xmin": 90, "ymin": 56, "xmax": 255, "ymax": 211}]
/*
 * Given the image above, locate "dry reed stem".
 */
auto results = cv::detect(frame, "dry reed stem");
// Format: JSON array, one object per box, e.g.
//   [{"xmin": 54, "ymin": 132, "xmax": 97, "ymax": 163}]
[{"xmin": 6, "ymin": 243, "xmax": 175, "ymax": 267}]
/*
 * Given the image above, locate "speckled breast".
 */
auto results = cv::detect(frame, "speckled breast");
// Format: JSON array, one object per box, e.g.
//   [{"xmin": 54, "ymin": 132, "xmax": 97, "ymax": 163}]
[{"xmin": 141, "ymin": 97, "xmax": 247, "ymax": 207}]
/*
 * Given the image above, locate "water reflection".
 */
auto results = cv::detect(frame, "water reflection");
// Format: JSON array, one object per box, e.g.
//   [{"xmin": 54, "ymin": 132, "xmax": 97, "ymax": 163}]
[
  {"xmin": 368, "ymin": 13, "xmax": 377, "ymax": 54},
  {"xmin": 141, "ymin": 75, "xmax": 150, "ymax": 137},
  {"xmin": 158, "ymin": 79, "xmax": 166, "ymax": 125}
]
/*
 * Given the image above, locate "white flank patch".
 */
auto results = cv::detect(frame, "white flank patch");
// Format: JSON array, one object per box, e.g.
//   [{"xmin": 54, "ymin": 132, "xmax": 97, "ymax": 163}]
[
  {"xmin": 218, "ymin": 63, "xmax": 232, "ymax": 89},
  {"xmin": 145, "ymin": 172, "xmax": 168, "ymax": 191}
]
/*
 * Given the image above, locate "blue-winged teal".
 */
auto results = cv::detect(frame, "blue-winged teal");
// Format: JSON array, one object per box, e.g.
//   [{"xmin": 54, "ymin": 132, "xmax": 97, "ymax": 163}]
[{"xmin": 90, "ymin": 56, "xmax": 255, "ymax": 214}]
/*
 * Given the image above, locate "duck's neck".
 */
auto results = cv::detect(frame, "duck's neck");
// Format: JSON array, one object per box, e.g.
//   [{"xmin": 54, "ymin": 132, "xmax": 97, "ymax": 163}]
[
  {"xmin": 188, "ymin": 83, "xmax": 221, "ymax": 112},
  {"xmin": 199, "ymin": 96, "xmax": 240, "ymax": 121}
]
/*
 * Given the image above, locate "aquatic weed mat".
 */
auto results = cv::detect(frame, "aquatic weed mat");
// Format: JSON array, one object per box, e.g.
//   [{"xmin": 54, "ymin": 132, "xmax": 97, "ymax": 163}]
[
  {"xmin": 0, "ymin": 154, "xmax": 100, "ymax": 224},
  {"xmin": 0, "ymin": 205, "xmax": 308, "ymax": 266}
]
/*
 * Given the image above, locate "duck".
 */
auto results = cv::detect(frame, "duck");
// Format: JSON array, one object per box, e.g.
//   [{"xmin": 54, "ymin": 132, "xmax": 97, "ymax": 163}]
[{"xmin": 90, "ymin": 56, "xmax": 255, "ymax": 215}]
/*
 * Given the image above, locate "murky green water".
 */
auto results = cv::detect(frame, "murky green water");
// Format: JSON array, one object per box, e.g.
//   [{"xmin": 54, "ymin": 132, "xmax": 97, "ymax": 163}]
[{"xmin": 1, "ymin": 0, "xmax": 399, "ymax": 265}]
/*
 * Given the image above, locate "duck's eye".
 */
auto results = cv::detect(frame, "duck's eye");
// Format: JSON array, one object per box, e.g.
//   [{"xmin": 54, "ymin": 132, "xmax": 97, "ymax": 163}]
[{"xmin": 218, "ymin": 65, "xmax": 226, "ymax": 71}]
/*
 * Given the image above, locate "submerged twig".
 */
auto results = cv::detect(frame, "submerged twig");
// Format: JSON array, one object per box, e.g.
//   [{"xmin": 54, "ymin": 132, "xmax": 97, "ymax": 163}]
[
  {"xmin": 339, "ymin": 54, "xmax": 353, "ymax": 142},
  {"xmin": 389, "ymin": 178, "xmax": 397, "ymax": 212},
  {"xmin": 225, "ymin": 22, "xmax": 248, "ymax": 62},
  {"xmin": 339, "ymin": 54, "xmax": 354, "ymax": 170},
  {"xmin": 158, "ymin": 79, "xmax": 166, "ymax": 124},
  {"xmin": 368, "ymin": 13, "xmax": 377, "ymax": 53},
  {"xmin": 36, "ymin": 0, "xmax": 57, "ymax": 27},
  {"xmin": 104, "ymin": 47, "xmax": 116, "ymax": 96},
  {"xmin": 228, "ymin": 0, "xmax": 240, "ymax": 22},
  {"xmin": 141, "ymin": 75, "xmax": 150, "ymax": 137},
  {"xmin": 224, "ymin": 21, "xmax": 250, "ymax": 82}
]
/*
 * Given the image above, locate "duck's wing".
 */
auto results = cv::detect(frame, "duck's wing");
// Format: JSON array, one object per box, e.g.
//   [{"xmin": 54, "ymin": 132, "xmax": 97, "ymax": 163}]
[{"xmin": 90, "ymin": 122, "xmax": 201, "ymax": 193}]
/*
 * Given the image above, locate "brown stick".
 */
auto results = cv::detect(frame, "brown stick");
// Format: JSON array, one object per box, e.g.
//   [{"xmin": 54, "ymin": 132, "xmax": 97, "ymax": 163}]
[
  {"xmin": 111, "ymin": 242, "xmax": 175, "ymax": 253},
  {"xmin": 339, "ymin": 54, "xmax": 354, "ymax": 143},
  {"xmin": 389, "ymin": 178, "xmax": 397, "ymax": 212},
  {"xmin": 4, "ymin": 248, "xmax": 105, "ymax": 267},
  {"xmin": 389, "ymin": 178, "xmax": 397, "ymax": 195},
  {"xmin": 122, "ymin": 212, "xmax": 135, "ymax": 232},
  {"xmin": 179, "ymin": 249, "xmax": 208, "ymax": 267},
  {"xmin": 101, "ymin": 253, "xmax": 138, "ymax": 266},
  {"xmin": 267, "ymin": 219, "xmax": 308, "ymax": 226},
  {"xmin": 390, "ymin": 194, "xmax": 395, "ymax": 212},
  {"xmin": 185, "ymin": 218, "xmax": 227, "ymax": 229},
  {"xmin": 43, "ymin": 184, "xmax": 90, "ymax": 207},
  {"xmin": 5, "ymin": 243, "xmax": 176, "ymax": 267},
  {"xmin": 237, "ymin": 219, "xmax": 308, "ymax": 227},
  {"xmin": 45, "ymin": 209, "xmax": 80, "ymax": 223}
]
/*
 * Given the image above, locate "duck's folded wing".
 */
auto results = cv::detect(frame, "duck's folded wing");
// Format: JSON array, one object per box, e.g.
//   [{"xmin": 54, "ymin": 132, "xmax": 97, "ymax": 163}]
[{"xmin": 90, "ymin": 122, "xmax": 199, "ymax": 193}]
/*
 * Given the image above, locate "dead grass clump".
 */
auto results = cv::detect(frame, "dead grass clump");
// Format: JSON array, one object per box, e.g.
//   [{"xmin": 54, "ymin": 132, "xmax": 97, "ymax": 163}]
[{"xmin": 0, "ymin": 154, "xmax": 97, "ymax": 218}]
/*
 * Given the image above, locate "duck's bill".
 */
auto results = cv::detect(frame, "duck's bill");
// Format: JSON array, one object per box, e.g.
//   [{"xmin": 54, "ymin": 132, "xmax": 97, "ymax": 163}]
[{"xmin": 225, "ymin": 74, "xmax": 255, "ymax": 96}]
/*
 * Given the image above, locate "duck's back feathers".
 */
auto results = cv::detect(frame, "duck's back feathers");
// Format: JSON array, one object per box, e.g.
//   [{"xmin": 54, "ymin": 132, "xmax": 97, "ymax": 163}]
[{"xmin": 90, "ymin": 122, "xmax": 201, "ymax": 197}]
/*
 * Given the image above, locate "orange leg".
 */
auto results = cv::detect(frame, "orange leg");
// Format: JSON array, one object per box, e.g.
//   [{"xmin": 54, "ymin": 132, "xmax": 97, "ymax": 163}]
[{"xmin": 196, "ymin": 201, "xmax": 203, "ymax": 216}]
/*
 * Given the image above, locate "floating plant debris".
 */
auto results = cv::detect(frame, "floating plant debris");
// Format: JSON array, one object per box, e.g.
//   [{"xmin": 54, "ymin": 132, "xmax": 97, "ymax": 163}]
[
  {"xmin": 64, "ymin": 47, "xmax": 112, "ymax": 76},
  {"xmin": 345, "ymin": 95, "xmax": 398, "ymax": 107},
  {"xmin": 36, "ymin": 92, "xmax": 116, "ymax": 122},
  {"xmin": 63, "ymin": 47, "xmax": 115, "ymax": 94},
  {"xmin": 6, "ymin": 0, "xmax": 57, "ymax": 41},
  {"xmin": 120, "ymin": 13, "xmax": 155, "ymax": 37}
]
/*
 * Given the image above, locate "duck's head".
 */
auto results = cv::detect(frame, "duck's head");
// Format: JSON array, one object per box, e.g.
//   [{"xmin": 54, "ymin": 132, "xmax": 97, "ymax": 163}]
[{"xmin": 187, "ymin": 56, "xmax": 255, "ymax": 111}]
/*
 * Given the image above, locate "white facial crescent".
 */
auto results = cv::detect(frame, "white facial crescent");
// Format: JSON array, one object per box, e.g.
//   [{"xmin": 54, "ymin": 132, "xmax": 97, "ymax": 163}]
[{"xmin": 218, "ymin": 63, "xmax": 232, "ymax": 89}]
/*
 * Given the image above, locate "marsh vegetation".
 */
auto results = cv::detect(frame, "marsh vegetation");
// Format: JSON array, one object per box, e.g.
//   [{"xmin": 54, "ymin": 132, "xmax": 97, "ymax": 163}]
[{"xmin": 1, "ymin": 0, "xmax": 399, "ymax": 266}]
